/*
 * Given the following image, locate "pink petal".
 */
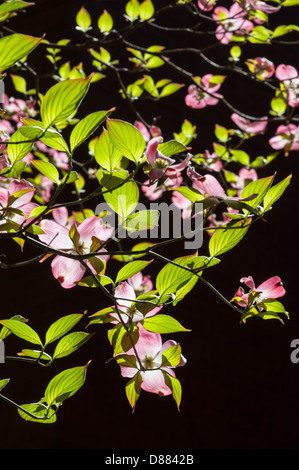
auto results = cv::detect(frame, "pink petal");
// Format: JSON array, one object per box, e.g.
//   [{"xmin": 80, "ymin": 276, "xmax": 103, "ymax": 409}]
[
  {"xmin": 51, "ymin": 256, "xmax": 86, "ymax": 289},
  {"xmin": 240, "ymin": 276, "xmax": 255, "ymax": 290},
  {"xmin": 146, "ymin": 136, "xmax": 163, "ymax": 166},
  {"xmin": 38, "ymin": 219, "xmax": 73, "ymax": 250},
  {"xmin": 275, "ymin": 64, "xmax": 298, "ymax": 81},
  {"xmin": 115, "ymin": 281, "xmax": 136, "ymax": 312},
  {"xmin": 193, "ymin": 174, "xmax": 226, "ymax": 198},
  {"xmin": 140, "ymin": 370, "xmax": 172, "ymax": 396},
  {"xmin": 257, "ymin": 276, "xmax": 286, "ymax": 300}
]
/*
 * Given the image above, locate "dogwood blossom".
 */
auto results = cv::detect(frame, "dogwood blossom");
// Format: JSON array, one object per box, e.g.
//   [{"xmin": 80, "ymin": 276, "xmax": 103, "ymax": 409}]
[
  {"xmin": 185, "ymin": 75, "xmax": 223, "ymax": 109},
  {"xmin": 145, "ymin": 136, "xmax": 191, "ymax": 181},
  {"xmin": 275, "ymin": 64, "xmax": 299, "ymax": 108},
  {"xmin": 269, "ymin": 124, "xmax": 299, "ymax": 155},
  {"xmin": 231, "ymin": 113, "xmax": 268, "ymax": 134},
  {"xmin": 38, "ymin": 216, "xmax": 114, "ymax": 288},
  {"xmin": 245, "ymin": 57, "xmax": 275, "ymax": 80},
  {"xmin": 233, "ymin": 275, "xmax": 286, "ymax": 308},
  {"xmin": 0, "ymin": 178, "xmax": 38, "ymax": 229},
  {"xmin": 120, "ymin": 324, "xmax": 186, "ymax": 397},
  {"xmin": 212, "ymin": 3, "xmax": 254, "ymax": 45}
]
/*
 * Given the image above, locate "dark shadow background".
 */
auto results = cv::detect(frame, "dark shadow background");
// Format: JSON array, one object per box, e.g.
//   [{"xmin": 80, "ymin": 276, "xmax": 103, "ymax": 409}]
[{"xmin": 1, "ymin": 0, "xmax": 299, "ymax": 450}]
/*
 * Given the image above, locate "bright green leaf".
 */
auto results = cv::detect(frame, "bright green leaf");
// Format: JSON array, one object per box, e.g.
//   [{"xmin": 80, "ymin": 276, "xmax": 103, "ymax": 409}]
[
  {"xmin": 44, "ymin": 363, "xmax": 90, "ymax": 406},
  {"xmin": 31, "ymin": 160, "xmax": 60, "ymax": 185},
  {"xmin": 70, "ymin": 109, "xmax": 114, "ymax": 151},
  {"xmin": 0, "ymin": 319, "xmax": 42, "ymax": 346},
  {"xmin": 106, "ymin": 119, "xmax": 145, "ymax": 163}
]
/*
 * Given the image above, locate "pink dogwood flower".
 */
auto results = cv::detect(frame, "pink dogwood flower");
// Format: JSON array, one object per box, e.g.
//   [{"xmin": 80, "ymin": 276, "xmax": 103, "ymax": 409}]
[
  {"xmin": 212, "ymin": 3, "xmax": 254, "ymax": 45},
  {"xmin": 127, "ymin": 272, "xmax": 153, "ymax": 296},
  {"xmin": 145, "ymin": 136, "xmax": 191, "ymax": 181},
  {"xmin": 106, "ymin": 280, "xmax": 163, "ymax": 324},
  {"xmin": 0, "ymin": 178, "xmax": 38, "ymax": 229},
  {"xmin": 275, "ymin": 64, "xmax": 299, "ymax": 108},
  {"xmin": 269, "ymin": 124, "xmax": 299, "ymax": 156},
  {"xmin": 2, "ymin": 94, "xmax": 36, "ymax": 123},
  {"xmin": 245, "ymin": 57, "xmax": 275, "ymax": 80},
  {"xmin": 38, "ymin": 216, "xmax": 114, "ymax": 288},
  {"xmin": 141, "ymin": 172, "xmax": 183, "ymax": 201},
  {"xmin": 197, "ymin": 0, "xmax": 216, "ymax": 11},
  {"xmin": 233, "ymin": 275, "xmax": 286, "ymax": 308},
  {"xmin": 120, "ymin": 324, "xmax": 186, "ymax": 397},
  {"xmin": 231, "ymin": 113, "xmax": 268, "ymax": 134},
  {"xmin": 230, "ymin": 168, "xmax": 258, "ymax": 196},
  {"xmin": 185, "ymin": 75, "xmax": 223, "ymax": 109},
  {"xmin": 134, "ymin": 121, "xmax": 162, "ymax": 143}
]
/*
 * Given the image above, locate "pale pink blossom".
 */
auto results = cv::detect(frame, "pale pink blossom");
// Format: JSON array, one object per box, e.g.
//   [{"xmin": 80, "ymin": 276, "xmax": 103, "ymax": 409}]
[
  {"xmin": 245, "ymin": 57, "xmax": 275, "ymax": 80},
  {"xmin": 202, "ymin": 150, "xmax": 223, "ymax": 172},
  {"xmin": 185, "ymin": 75, "xmax": 223, "ymax": 109},
  {"xmin": 230, "ymin": 168, "xmax": 258, "ymax": 196},
  {"xmin": 231, "ymin": 113, "xmax": 268, "ymax": 134},
  {"xmin": 197, "ymin": 0, "xmax": 215, "ymax": 11},
  {"xmin": 233, "ymin": 275, "xmax": 285, "ymax": 307},
  {"xmin": 141, "ymin": 172, "xmax": 183, "ymax": 201},
  {"xmin": 110, "ymin": 281, "xmax": 161, "ymax": 325},
  {"xmin": 38, "ymin": 216, "xmax": 114, "ymax": 288},
  {"xmin": 35, "ymin": 175, "xmax": 54, "ymax": 203},
  {"xmin": 269, "ymin": 124, "xmax": 299, "ymax": 156},
  {"xmin": 0, "ymin": 119, "xmax": 15, "ymax": 135},
  {"xmin": 212, "ymin": 2, "xmax": 254, "ymax": 45},
  {"xmin": 171, "ymin": 191, "xmax": 193, "ymax": 219},
  {"xmin": 146, "ymin": 136, "xmax": 192, "ymax": 181},
  {"xmin": 120, "ymin": 324, "xmax": 186, "ymax": 397},
  {"xmin": 275, "ymin": 64, "xmax": 299, "ymax": 108},
  {"xmin": 127, "ymin": 272, "xmax": 153, "ymax": 295},
  {"xmin": 0, "ymin": 178, "xmax": 38, "ymax": 229},
  {"xmin": 2, "ymin": 94, "xmax": 36, "ymax": 123},
  {"xmin": 134, "ymin": 121, "xmax": 162, "ymax": 143}
]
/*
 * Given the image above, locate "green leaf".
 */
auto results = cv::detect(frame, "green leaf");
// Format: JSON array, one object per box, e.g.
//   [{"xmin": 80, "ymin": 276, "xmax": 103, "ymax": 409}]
[
  {"xmin": 263, "ymin": 174, "xmax": 292, "ymax": 212},
  {"xmin": 240, "ymin": 175, "xmax": 275, "ymax": 209},
  {"xmin": 173, "ymin": 186, "xmax": 204, "ymax": 203},
  {"xmin": 99, "ymin": 170, "xmax": 139, "ymax": 222},
  {"xmin": 18, "ymin": 402, "xmax": 57, "ymax": 423},
  {"xmin": 158, "ymin": 140, "xmax": 189, "ymax": 157},
  {"xmin": 142, "ymin": 315, "xmax": 190, "ymax": 334},
  {"xmin": 0, "ymin": 33, "xmax": 41, "ymax": 72},
  {"xmin": 159, "ymin": 83, "xmax": 184, "ymax": 97},
  {"xmin": 230, "ymin": 149, "xmax": 250, "ymax": 166},
  {"xmin": 0, "ymin": 315, "xmax": 27, "ymax": 341},
  {"xmin": 20, "ymin": 118, "xmax": 70, "ymax": 153},
  {"xmin": 40, "ymin": 75, "xmax": 93, "ymax": 128},
  {"xmin": 45, "ymin": 313, "xmax": 85, "ymax": 346},
  {"xmin": 11, "ymin": 74, "xmax": 27, "ymax": 93},
  {"xmin": 156, "ymin": 256, "xmax": 195, "ymax": 300},
  {"xmin": 115, "ymin": 260, "xmax": 152, "ymax": 284},
  {"xmin": 215, "ymin": 124, "xmax": 229, "ymax": 142},
  {"xmin": 209, "ymin": 219, "xmax": 251, "ymax": 258},
  {"xmin": 162, "ymin": 344, "xmax": 183, "ymax": 367},
  {"xmin": 44, "ymin": 363, "xmax": 90, "ymax": 406},
  {"xmin": 70, "ymin": 109, "xmax": 114, "ymax": 152},
  {"xmin": 163, "ymin": 372, "xmax": 182, "ymax": 410},
  {"xmin": 7, "ymin": 128, "xmax": 33, "ymax": 165},
  {"xmin": 0, "ymin": 378, "xmax": 10, "ymax": 392},
  {"xmin": 125, "ymin": 0, "xmax": 140, "ymax": 20},
  {"xmin": 76, "ymin": 7, "xmax": 91, "ymax": 32},
  {"xmin": 0, "ymin": 1, "xmax": 33, "ymax": 16},
  {"xmin": 31, "ymin": 160, "xmax": 60, "ymax": 184},
  {"xmin": 0, "ymin": 319, "xmax": 42, "ymax": 345},
  {"xmin": 78, "ymin": 274, "xmax": 113, "ymax": 288},
  {"xmin": 53, "ymin": 332, "xmax": 92, "ymax": 359},
  {"xmin": 17, "ymin": 349, "xmax": 51, "ymax": 361},
  {"xmin": 139, "ymin": 0, "xmax": 155, "ymax": 21},
  {"xmin": 94, "ymin": 127, "xmax": 123, "ymax": 171},
  {"xmin": 106, "ymin": 119, "xmax": 145, "ymax": 164},
  {"xmin": 125, "ymin": 372, "xmax": 142, "ymax": 411},
  {"xmin": 124, "ymin": 210, "xmax": 159, "ymax": 232},
  {"xmin": 98, "ymin": 10, "xmax": 113, "ymax": 33}
]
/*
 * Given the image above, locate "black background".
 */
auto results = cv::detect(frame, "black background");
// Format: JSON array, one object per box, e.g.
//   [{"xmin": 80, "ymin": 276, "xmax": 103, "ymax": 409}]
[{"xmin": 1, "ymin": 0, "xmax": 299, "ymax": 450}]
